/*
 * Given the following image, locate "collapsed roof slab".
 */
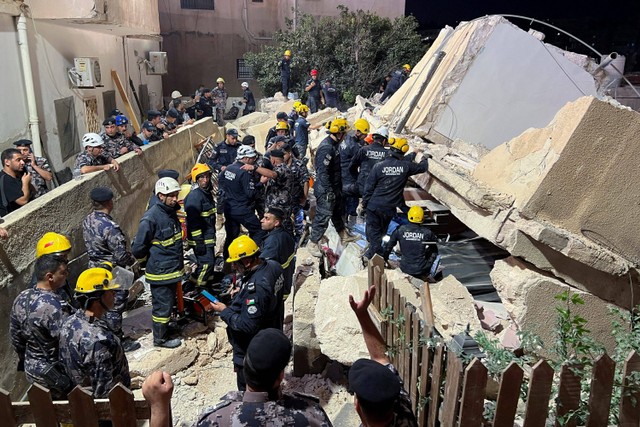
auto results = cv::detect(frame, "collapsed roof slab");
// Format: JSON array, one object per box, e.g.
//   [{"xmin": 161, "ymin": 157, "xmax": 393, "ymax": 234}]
[{"xmin": 380, "ymin": 15, "xmax": 597, "ymax": 150}]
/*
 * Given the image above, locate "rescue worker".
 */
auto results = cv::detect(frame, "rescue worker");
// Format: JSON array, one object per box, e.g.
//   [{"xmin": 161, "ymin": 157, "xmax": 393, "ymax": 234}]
[
  {"xmin": 263, "ymin": 149, "xmax": 293, "ymax": 220},
  {"xmin": 82, "ymin": 186, "xmax": 139, "ymax": 352},
  {"xmin": 197, "ymin": 88, "xmax": 214, "ymax": 118},
  {"xmin": 349, "ymin": 126, "xmax": 389, "ymax": 199},
  {"xmin": 264, "ymin": 112, "xmax": 290, "ymax": 149},
  {"xmin": 10, "ymin": 255, "xmax": 73, "ymax": 399},
  {"xmin": 380, "ymin": 64, "xmax": 411, "ymax": 103},
  {"xmin": 340, "ymin": 118, "xmax": 370, "ymax": 219},
  {"xmin": 184, "ymin": 164, "xmax": 218, "ymax": 291},
  {"xmin": 241, "ymin": 135, "xmax": 271, "ymax": 220},
  {"xmin": 208, "ymin": 128, "xmax": 240, "ymax": 173},
  {"xmin": 219, "ymin": 146, "xmax": 269, "ymax": 259},
  {"xmin": 59, "ymin": 267, "xmax": 131, "ymax": 398},
  {"xmin": 132, "ymin": 177, "xmax": 184, "ymax": 348},
  {"xmin": 294, "ymin": 104, "xmax": 320, "ymax": 159},
  {"xmin": 362, "ymin": 138, "xmax": 428, "ymax": 259},
  {"xmin": 322, "ymin": 78, "xmax": 339, "ymax": 108},
  {"xmin": 13, "ymin": 139, "xmax": 52, "ymax": 199},
  {"xmin": 212, "ymin": 77, "xmax": 228, "ymax": 125},
  {"xmin": 147, "ymin": 169, "xmax": 180, "ymax": 210},
  {"xmin": 304, "ymin": 69, "xmax": 323, "ymax": 113},
  {"xmin": 279, "ymin": 50, "xmax": 292, "ymax": 97},
  {"xmin": 74, "ymin": 133, "xmax": 120, "ymax": 175},
  {"xmin": 260, "ymin": 206, "xmax": 295, "ymax": 329},
  {"xmin": 100, "ymin": 117, "xmax": 142, "ymax": 158},
  {"xmin": 241, "ymin": 82, "xmax": 256, "ymax": 116},
  {"xmin": 210, "ymin": 236, "xmax": 283, "ymax": 391},
  {"xmin": 308, "ymin": 117, "xmax": 358, "ymax": 257},
  {"xmin": 33, "ymin": 232, "xmax": 76, "ymax": 306},
  {"xmin": 284, "ymin": 143, "xmax": 310, "ymax": 245},
  {"xmin": 266, "ymin": 121, "xmax": 291, "ymax": 151},
  {"xmin": 383, "ymin": 206, "xmax": 439, "ymax": 279},
  {"xmin": 287, "ymin": 101, "xmax": 301, "ymax": 136}
]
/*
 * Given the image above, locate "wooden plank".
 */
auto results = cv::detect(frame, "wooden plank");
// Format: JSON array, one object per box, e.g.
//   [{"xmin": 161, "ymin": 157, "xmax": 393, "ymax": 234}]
[
  {"xmin": 619, "ymin": 351, "xmax": 640, "ymax": 427},
  {"xmin": 403, "ymin": 303, "xmax": 412, "ymax": 389},
  {"xmin": 12, "ymin": 398, "xmax": 150, "ymax": 424},
  {"xmin": 555, "ymin": 364, "xmax": 581, "ymax": 427},
  {"xmin": 585, "ymin": 353, "xmax": 615, "ymax": 427},
  {"xmin": 417, "ymin": 344, "xmax": 431, "ymax": 425},
  {"xmin": 0, "ymin": 388, "xmax": 17, "ymax": 427},
  {"xmin": 109, "ymin": 384, "xmax": 137, "ymax": 427},
  {"xmin": 410, "ymin": 311, "xmax": 420, "ymax": 412},
  {"xmin": 111, "ymin": 70, "xmax": 141, "ymax": 133},
  {"xmin": 458, "ymin": 358, "xmax": 488, "ymax": 427},
  {"xmin": 392, "ymin": 287, "xmax": 401, "ymax": 366},
  {"xmin": 420, "ymin": 282, "xmax": 435, "ymax": 330},
  {"xmin": 372, "ymin": 265, "xmax": 382, "ymax": 311},
  {"xmin": 441, "ymin": 350, "xmax": 463, "ymax": 427},
  {"xmin": 27, "ymin": 383, "xmax": 58, "ymax": 427},
  {"xmin": 492, "ymin": 362, "xmax": 524, "ymax": 427},
  {"xmin": 397, "ymin": 295, "xmax": 407, "ymax": 379},
  {"xmin": 69, "ymin": 386, "xmax": 99, "ymax": 427},
  {"xmin": 384, "ymin": 277, "xmax": 394, "ymax": 349},
  {"xmin": 522, "ymin": 360, "xmax": 555, "ymax": 427},
  {"xmin": 427, "ymin": 345, "xmax": 445, "ymax": 427}
]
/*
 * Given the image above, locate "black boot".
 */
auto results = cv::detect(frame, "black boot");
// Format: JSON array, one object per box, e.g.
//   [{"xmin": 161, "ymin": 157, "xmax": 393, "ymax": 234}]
[{"xmin": 153, "ymin": 322, "xmax": 182, "ymax": 348}]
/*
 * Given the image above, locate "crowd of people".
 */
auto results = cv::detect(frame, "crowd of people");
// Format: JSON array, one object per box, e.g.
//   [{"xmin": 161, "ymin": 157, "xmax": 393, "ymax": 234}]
[{"xmin": 3, "ymin": 64, "xmax": 439, "ymax": 425}]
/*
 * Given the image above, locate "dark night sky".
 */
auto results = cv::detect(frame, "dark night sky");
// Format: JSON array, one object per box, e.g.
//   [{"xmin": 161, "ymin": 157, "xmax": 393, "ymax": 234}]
[{"xmin": 405, "ymin": 1, "xmax": 640, "ymax": 70}]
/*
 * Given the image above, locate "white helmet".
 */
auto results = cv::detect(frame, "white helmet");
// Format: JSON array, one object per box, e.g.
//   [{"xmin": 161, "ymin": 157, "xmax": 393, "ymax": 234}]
[
  {"xmin": 82, "ymin": 133, "xmax": 104, "ymax": 148},
  {"xmin": 171, "ymin": 90, "xmax": 183, "ymax": 99},
  {"xmin": 372, "ymin": 126, "xmax": 389, "ymax": 139},
  {"xmin": 155, "ymin": 177, "xmax": 181, "ymax": 195},
  {"xmin": 241, "ymin": 82, "xmax": 249, "ymax": 88},
  {"xmin": 236, "ymin": 145, "xmax": 257, "ymax": 160}
]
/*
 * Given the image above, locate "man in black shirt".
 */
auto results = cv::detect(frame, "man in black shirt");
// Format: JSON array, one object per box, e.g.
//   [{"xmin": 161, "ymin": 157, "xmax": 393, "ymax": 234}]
[
  {"xmin": 0, "ymin": 148, "xmax": 31, "ymax": 217},
  {"xmin": 241, "ymin": 82, "xmax": 256, "ymax": 116}
]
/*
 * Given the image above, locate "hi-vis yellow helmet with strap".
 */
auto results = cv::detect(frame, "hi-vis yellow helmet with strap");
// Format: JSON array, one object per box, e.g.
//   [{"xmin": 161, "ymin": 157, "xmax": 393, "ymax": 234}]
[
  {"xmin": 389, "ymin": 137, "xmax": 409, "ymax": 153},
  {"xmin": 275, "ymin": 121, "xmax": 289, "ymax": 131},
  {"xmin": 191, "ymin": 163, "xmax": 211, "ymax": 180},
  {"xmin": 407, "ymin": 206, "xmax": 424, "ymax": 224},
  {"xmin": 226, "ymin": 235, "xmax": 259, "ymax": 263},
  {"xmin": 36, "ymin": 232, "xmax": 72, "ymax": 258},
  {"xmin": 75, "ymin": 268, "xmax": 121, "ymax": 293},
  {"xmin": 329, "ymin": 117, "xmax": 349, "ymax": 134},
  {"xmin": 353, "ymin": 118, "xmax": 370, "ymax": 134}
]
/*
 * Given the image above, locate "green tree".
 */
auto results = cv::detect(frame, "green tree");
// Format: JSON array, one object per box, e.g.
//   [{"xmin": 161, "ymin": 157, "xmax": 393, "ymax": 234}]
[{"xmin": 245, "ymin": 6, "xmax": 427, "ymax": 105}]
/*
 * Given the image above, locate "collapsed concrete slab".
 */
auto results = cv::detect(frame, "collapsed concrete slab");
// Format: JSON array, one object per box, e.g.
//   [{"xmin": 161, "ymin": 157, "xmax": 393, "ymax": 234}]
[{"xmin": 430, "ymin": 276, "xmax": 482, "ymax": 338}]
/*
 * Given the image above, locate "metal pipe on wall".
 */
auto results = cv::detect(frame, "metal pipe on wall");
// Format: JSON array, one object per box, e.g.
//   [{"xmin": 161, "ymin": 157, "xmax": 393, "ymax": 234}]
[{"xmin": 16, "ymin": 13, "xmax": 43, "ymax": 157}]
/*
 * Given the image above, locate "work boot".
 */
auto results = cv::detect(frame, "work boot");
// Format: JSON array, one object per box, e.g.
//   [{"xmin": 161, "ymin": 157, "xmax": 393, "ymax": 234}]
[
  {"xmin": 339, "ymin": 229, "xmax": 359, "ymax": 243},
  {"xmin": 307, "ymin": 241, "xmax": 323, "ymax": 257},
  {"xmin": 154, "ymin": 337, "xmax": 182, "ymax": 349},
  {"xmin": 153, "ymin": 322, "xmax": 182, "ymax": 348},
  {"xmin": 122, "ymin": 338, "xmax": 141, "ymax": 352}
]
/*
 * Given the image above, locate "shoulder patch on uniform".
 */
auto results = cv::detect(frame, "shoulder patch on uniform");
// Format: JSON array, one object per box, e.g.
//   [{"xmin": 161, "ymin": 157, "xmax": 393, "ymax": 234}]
[{"xmin": 247, "ymin": 305, "xmax": 258, "ymax": 315}]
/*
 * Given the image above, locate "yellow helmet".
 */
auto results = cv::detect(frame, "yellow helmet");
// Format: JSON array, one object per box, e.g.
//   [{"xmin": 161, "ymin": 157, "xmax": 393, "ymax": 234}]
[
  {"xmin": 75, "ymin": 268, "xmax": 121, "ymax": 293},
  {"xmin": 275, "ymin": 121, "xmax": 289, "ymax": 131},
  {"xmin": 353, "ymin": 118, "xmax": 370, "ymax": 134},
  {"xmin": 403, "ymin": 64, "xmax": 411, "ymax": 72},
  {"xmin": 293, "ymin": 100, "xmax": 302, "ymax": 110},
  {"xmin": 191, "ymin": 163, "xmax": 212, "ymax": 180},
  {"xmin": 284, "ymin": 50, "xmax": 292, "ymax": 56},
  {"xmin": 216, "ymin": 77, "xmax": 225, "ymax": 84},
  {"xmin": 36, "ymin": 232, "xmax": 72, "ymax": 258},
  {"xmin": 329, "ymin": 117, "xmax": 349, "ymax": 134},
  {"xmin": 226, "ymin": 235, "xmax": 259, "ymax": 263},
  {"xmin": 297, "ymin": 104, "xmax": 309, "ymax": 114},
  {"xmin": 178, "ymin": 183, "xmax": 192, "ymax": 202},
  {"xmin": 408, "ymin": 206, "xmax": 424, "ymax": 224},
  {"xmin": 389, "ymin": 137, "xmax": 409, "ymax": 153}
]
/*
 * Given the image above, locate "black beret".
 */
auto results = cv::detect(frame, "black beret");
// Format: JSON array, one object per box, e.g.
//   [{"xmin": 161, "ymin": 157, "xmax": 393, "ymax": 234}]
[
  {"xmin": 270, "ymin": 149, "xmax": 284, "ymax": 159},
  {"xmin": 90, "ymin": 187, "xmax": 114, "ymax": 202},
  {"xmin": 348, "ymin": 359, "xmax": 401, "ymax": 404},
  {"xmin": 13, "ymin": 139, "xmax": 33, "ymax": 147},
  {"xmin": 276, "ymin": 112, "xmax": 287, "ymax": 120},
  {"xmin": 147, "ymin": 110, "xmax": 162, "ymax": 118},
  {"xmin": 202, "ymin": 88, "xmax": 211, "ymax": 93},
  {"xmin": 167, "ymin": 108, "xmax": 180, "ymax": 119},
  {"xmin": 265, "ymin": 206, "xmax": 286, "ymax": 220},
  {"xmin": 103, "ymin": 117, "xmax": 116, "ymax": 126},
  {"xmin": 110, "ymin": 108, "xmax": 122, "ymax": 117},
  {"xmin": 142, "ymin": 121, "xmax": 155, "ymax": 131},
  {"xmin": 281, "ymin": 143, "xmax": 292, "ymax": 152},
  {"xmin": 273, "ymin": 135, "xmax": 287, "ymax": 143},
  {"xmin": 242, "ymin": 135, "xmax": 256, "ymax": 146},
  {"xmin": 157, "ymin": 169, "xmax": 179, "ymax": 180},
  {"xmin": 244, "ymin": 329, "xmax": 291, "ymax": 384},
  {"xmin": 226, "ymin": 128, "xmax": 239, "ymax": 136}
]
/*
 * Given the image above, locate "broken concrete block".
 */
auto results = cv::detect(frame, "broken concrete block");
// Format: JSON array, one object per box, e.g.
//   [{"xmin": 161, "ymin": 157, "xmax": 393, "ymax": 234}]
[
  {"xmin": 335, "ymin": 243, "xmax": 364, "ymax": 276},
  {"xmin": 475, "ymin": 302, "xmax": 500, "ymax": 332},
  {"xmin": 231, "ymin": 112, "xmax": 270, "ymax": 129},
  {"xmin": 429, "ymin": 275, "xmax": 482, "ymax": 338},
  {"xmin": 128, "ymin": 342, "xmax": 199, "ymax": 377}
]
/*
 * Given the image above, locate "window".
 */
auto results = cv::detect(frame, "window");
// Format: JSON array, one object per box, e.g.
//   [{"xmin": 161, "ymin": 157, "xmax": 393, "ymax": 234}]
[
  {"xmin": 237, "ymin": 59, "xmax": 253, "ymax": 79},
  {"xmin": 180, "ymin": 0, "xmax": 214, "ymax": 10}
]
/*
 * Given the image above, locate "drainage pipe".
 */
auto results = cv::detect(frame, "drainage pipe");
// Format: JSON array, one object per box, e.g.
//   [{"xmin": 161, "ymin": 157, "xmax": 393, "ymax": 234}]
[
  {"xmin": 394, "ymin": 50, "xmax": 446, "ymax": 134},
  {"xmin": 16, "ymin": 13, "xmax": 43, "ymax": 157}
]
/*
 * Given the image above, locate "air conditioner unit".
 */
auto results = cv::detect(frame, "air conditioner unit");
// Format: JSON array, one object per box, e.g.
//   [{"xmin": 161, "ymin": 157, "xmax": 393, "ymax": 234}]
[
  {"xmin": 147, "ymin": 51, "xmax": 168, "ymax": 75},
  {"xmin": 70, "ymin": 57, "xmax": 102, "ymax": 88}
]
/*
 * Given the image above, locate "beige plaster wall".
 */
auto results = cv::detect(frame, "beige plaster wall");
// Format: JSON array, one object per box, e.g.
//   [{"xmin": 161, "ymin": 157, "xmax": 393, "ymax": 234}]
[{"xmin": 0, "ymin": 118, "xmax": 218, "ymax": 395}]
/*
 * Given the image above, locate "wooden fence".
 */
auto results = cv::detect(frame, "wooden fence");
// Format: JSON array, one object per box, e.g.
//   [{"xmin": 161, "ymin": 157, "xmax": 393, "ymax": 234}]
[
  {"xmin": 0, "ymin": 383, "xmax": 150, "ymax": 427},
  {"xmin": 367, "ymin": 255, "xmax": 640, "ymax": 427}
]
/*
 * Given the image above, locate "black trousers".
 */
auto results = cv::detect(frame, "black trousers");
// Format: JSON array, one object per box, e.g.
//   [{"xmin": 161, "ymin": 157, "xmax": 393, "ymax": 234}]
[
  {"xmin": 223, "ymin": 211, "xmax": 266, "ymax": 259},
  {"xmin": 310, "ymin": 192, "xmax": 345, "ymax": 243},
  {"xmin": 365, "ymin": 207, "xmax": 395, "ymax": 259},
  {"xmin": 150, "ymin": 283, "xmax": 177, "ymax": 340}
]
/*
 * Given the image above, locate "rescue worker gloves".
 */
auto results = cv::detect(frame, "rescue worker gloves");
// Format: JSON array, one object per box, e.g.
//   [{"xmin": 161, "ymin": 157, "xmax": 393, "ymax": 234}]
[
  {"xmin": 226, "ymin": 235, "xmax": 259, "ymax": 263},
  {"xmin": 353, "ymin": 118, "xmax": 370, "ymax": 134},
  {"xmin": 191, "ymin": 163, "xmax": 212, "ymax": 180},
  {"xmin": 389, "ymin": 137, "xmax": 409, "ymax": 153},
  {"xmin": 216, "ymin": 77, "xmax": 225, "ymax": 84},
  {"xmin": 236, "ymin": 145, "xmax": 257, "ymax": 160},
  {"xmin": 155, "ymin": 177, "xmax": 181, "ymax": 195},
  {"xmin": 75, "ymin": 267, "xmax": 121, "ymax": 293},
  {"xmin": 36, "ymin": 232, "xmax": 72, "ymax": 258},
  {"xmin": 329, "ymin": 117, "xmax": 349, "ymax": 134},
  {"xmin": 275, "ymin": 121, "xmax": 289, "ymax": 131},
  {"xmin": 408, "ymin": 206, "xmax": 424, "ymax": 224},
  {"xmin": 82, "ymin": 133, "xmax": 103, "ymax": 148}
]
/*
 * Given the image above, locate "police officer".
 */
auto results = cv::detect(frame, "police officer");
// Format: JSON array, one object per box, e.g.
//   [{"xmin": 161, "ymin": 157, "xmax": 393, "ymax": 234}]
[
  {"xmin": 284, "ymin": 143, "xmax": 310, "ymax": 245},
  {"xmin": 148, "ymin": 110, "xmax": 169, "ymax": 140},
  {"xmin": 184, "ymin": 164, "xmax": 217, "ymax": 291},
  {"xmin": 362, "ymin": 138, "xmax": 428, "ymax": 259},
  {"xmin": 132, "ymin": 177, "xmax": 184, "ymax": 348},
  {"xmin": 380, "ymin": 64, "xmax": 411, "ymax": 103},
  {"xmin": 219, "ymin": 146, "xmax": 268, "ymax": 259},
  {"xmin": 212, "ymin": 77, "xmax": 228, "ymax": 125},
  {"xmin": 350, "ymin": 126, "xmax": 389, "ymax": 199},
  {"xmin": 74, "ymin": 133, "xmax": 120, "ymax": 175},
  {"xmin": 304, "ymin": 69, "xmax": 323, "ymax": 113},
  {"xmin": 264, "ymin": 112, "xmax": 290, "ymax": 149},
  {"xmin": 10, "ymin": 255, "xmax": 73, "ymax": 399},
  {"xmin": 116, "ymin": 114, "xmax": 145, "ymax": 147},
  {"xmin": 263, "ymin": 149, "xmax": 293, "ymax": 220},
  {"xmin": 197, "ymin": 88, "xmax": 214, "ymax": 118},
  {"xmin": 266, "ymin": 122, "xmax": 291, "ymax": 151},
  {"xmin": 308, "ymin": 117, "xmax": 358, "ymax": 257},
  {"xmin": 100, "ymin": 117, "xmax": 142, "ymax": 159},
  {"xmin": 147, "ymin": 169, "xmax": 180, "ymax": 210},
  {"xmin": 208, "ymin": 128, "xmax": 240, "ymax": 173},
  {"xmin": 340, "ymin": 118, "xmax": 369, "ymax": 219},
  {"xmin": 384, "ymin": 206, "xmax": 439, "ymax": 279},
  {"xmin": 59, "ymin": 267, "xmax": 130, "ymax": 398},
  {"xmin": 260, "ymin": 206, "xmax": 295, "ymax": 328},
  {"xmin": 241, "ymin": 135, "xmax": 271, "ymax": 220},
  {"xmin": 280, "ymin": 49, "xmax": 292, "ymax": 96},
  {"xmin": 210, "ymin": 236, "xmax": 283, "ymax": 390},
  {"xmin": 13, "ymin": 139, "xmax": 52, "ymax": 199}
]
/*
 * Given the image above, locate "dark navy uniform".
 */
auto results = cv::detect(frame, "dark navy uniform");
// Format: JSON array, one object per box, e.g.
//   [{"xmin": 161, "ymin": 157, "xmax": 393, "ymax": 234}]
[
  {"xmin": 294, "ymin": 116, "xmax": 311, "ymax": 157},
  {"xmin": 184, "ymin": 186, "xmax": 217, "ymax": 287},
  {"xmin": 194, "ymin": 390, "xmax": 332, "ymax": 427},
  {"xmin": 207, "ymin": 141, "xmax": 239, "ymax": 173},
  {"xmin": 59, "ymin": 309, "xmax": 130, "ymax": 398},
  {"xmin": 219, "ymin": 161, "xmax": 266, "ymax": 258},
  {"xmin": 260, "ymin": 226, "xmax": 295, "ymax": 328},
  {"xmin": 349, "ymin": 141, "xmax": 388, "ymax": 196},
  {"xmin": 197, "ymin": 96, "xmax": 214, "ymax": 118},
  {"xmin": 340, "ymin": 133, "xmax": 365, "ymax": 215},
  {"xmin": 309, "ymin": 135, "xmax": 345, "ymax": 243},
  {"xmin": 384, "ymin": 222, "xmax": 439, "ymax": 277},
  {"xmin": 242, "ymin": 88, "xmax": 256, "ymax": 115},
  {"xmin": 322, "ymin": 81, "xmax": 338, "ymax": 108},
  {"xmin": 132, "ymin": 202, "xmax": 184, "ymax": 342},
  {"xmin": 380, "ymin": 70, "xmax": 408, "ymax": 103},
  {"xmin": 362, "ymin": 151, "xmax": 427, "ymax": 258},
  {"xmin": 305, "ymin": 78, "xmax": 322, "ymax": 113},
  {"xmin": 279, "ymin": 57, "xmax": 291, "ymax": 96},
  {"xmin": 10, "ymin": 288, "xmax": 73, "ymax": 397},
  {"xmin": 289, "ymin": 157, "xmax": 310, "ymax": 243}
]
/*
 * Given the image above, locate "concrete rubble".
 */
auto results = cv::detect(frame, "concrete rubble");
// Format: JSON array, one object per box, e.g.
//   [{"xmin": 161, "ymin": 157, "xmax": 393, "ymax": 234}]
[{"xmin": 429, "ymin": 275, "xmax": 483, "ymax": 338}]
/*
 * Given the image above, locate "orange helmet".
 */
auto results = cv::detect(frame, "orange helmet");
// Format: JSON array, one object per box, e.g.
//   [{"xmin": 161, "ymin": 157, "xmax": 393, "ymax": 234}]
[{"xmin": 364, "ymin": 134, "xmax": 374, "ymax": 144}]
